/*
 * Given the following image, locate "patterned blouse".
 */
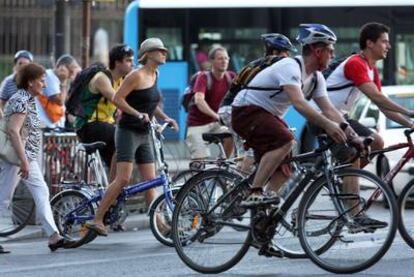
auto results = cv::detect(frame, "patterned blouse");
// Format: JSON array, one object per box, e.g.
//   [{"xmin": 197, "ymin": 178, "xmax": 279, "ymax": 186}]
[{"xmin": 4, "ymin": 89, "xmax": 41, "ymax": 161}]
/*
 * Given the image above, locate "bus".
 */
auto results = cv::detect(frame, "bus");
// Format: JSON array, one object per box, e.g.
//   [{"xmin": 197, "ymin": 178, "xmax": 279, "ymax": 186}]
[{"xmin": 124, "ymin": 0, "xmax": 414, "ymax": 140}]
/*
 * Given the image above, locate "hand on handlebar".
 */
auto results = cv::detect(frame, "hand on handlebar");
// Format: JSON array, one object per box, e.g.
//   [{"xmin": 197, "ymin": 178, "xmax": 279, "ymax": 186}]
[
  {"xmin": 138, "ymin": 113, "xmax": 150, "ymax": 123},
  {"xmin": 324, "ymin": 122, "xmax": 347, "ymax": 144},
  {"xmin": 164, "ymin": 117, "xmax": 179, "ymax": 132}
]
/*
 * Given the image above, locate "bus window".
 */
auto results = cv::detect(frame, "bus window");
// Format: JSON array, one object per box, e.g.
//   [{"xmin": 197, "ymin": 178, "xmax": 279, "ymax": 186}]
[{"xmin": 146, "ymin": 28, "xmax": 183, "ymax": 61}]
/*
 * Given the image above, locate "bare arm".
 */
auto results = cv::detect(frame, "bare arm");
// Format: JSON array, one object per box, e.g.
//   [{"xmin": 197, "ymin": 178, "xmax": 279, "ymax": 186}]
[
  {"xmin": 154, "ymin": 106, "xmax": 179, "ymax": 131},
  {"xmin": 314, "ymin": 96, "xmax": 357, "ymax": 137},
  {"xmin": 380, "ymin": 107, "xmax": 414, "ymax": 128},
  {"xmin": 92, "ymin": 74, "xmax": 116, "ymax": 101},
  {"xmin": 285, "ymin": 85, "xmax": 347, "ymax": 143},
  {"xmin": 360, "ymin": 82, "xmax": 413, "ymax": 116},
  {"xmin": 194, "ymin": 92, "xmax": 219, "ymax": 121}
]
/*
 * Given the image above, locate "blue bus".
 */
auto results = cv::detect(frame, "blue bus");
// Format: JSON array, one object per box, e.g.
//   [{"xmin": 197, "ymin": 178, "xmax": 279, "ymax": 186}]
[{"xmin": 124, "ymin": 0, "xmax": 414, "ymax": 140}]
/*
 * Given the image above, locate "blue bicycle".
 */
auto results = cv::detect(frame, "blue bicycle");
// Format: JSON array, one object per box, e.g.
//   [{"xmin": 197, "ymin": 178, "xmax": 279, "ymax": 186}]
[{"xmin": 51, "ymin": 121, "xmax": 178, "ymax": 247}]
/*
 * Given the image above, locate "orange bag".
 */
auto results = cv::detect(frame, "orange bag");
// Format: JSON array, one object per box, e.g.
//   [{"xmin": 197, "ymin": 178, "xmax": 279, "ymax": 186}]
[{"xmin": 37, "ymin": 94, "xmax": 65, "ymax": 123}]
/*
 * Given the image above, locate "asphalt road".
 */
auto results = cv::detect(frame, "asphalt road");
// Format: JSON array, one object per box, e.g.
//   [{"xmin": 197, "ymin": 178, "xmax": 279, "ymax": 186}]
[{"xmin": 1, "ymin": 228, "xmax": 414, "ymax": 277}]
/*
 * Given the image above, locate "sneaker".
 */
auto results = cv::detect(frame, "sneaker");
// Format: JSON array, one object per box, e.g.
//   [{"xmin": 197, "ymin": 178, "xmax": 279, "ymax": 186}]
[
  {"xmin": 348, "ymin": 214, "xmax": 388, "ymax": 233},
  {"xmin": 251, "ymin": 241, "xmax": 283, "ymax": 258},
  {"xmin": 240, "ymin": 192, "xmax": 280, "ymax": 208}
]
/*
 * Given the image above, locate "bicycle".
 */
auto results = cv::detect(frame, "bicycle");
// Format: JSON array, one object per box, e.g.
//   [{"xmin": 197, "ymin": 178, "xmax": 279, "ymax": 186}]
[
  {"xmin": 367, "ymin": 128, "xmax": 414, "ymax": 249},
  {"xmin": 0, "ymin": 180, "xmax": 36, "ymax": 237},
  {"xmin": 0, "ymin": 128, "xmax": 77, "ymax": 237},
  {"xmin": 150, "ymin": 131, "xmax": 253, "ymax": 246},
  {"xmin": 171, "ymin": 134, "xmax": 398, "ymax": 274},
  {"xmin": 50, "ymin": 121, "xmax": 179, "ymax": 247}
]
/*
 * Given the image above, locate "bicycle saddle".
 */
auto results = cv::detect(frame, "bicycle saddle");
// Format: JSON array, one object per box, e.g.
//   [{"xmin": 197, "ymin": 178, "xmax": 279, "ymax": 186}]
[
  {"xmin": 79, "ymin": 141, "xmax": 107, "ymax": 154},
  {"xmin": 202, "ymin": 133, "xmax": 232, "ymax": 144}
]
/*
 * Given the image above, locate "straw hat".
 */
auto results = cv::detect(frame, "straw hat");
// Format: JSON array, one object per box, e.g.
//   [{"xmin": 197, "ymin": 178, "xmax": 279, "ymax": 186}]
[{"xmin": 138, "ymin": 38, "xmax": 168, "ymax": 62}]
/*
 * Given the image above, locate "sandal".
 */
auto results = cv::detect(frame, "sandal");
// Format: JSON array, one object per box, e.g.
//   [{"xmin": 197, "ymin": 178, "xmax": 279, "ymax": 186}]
[
  {"xmin": 85, "ymin": 223, "xmax": 108, "ymax": 237},
  {"xmin": 48, "ymin": 238, "xmax": 75, "ymax": 252}
]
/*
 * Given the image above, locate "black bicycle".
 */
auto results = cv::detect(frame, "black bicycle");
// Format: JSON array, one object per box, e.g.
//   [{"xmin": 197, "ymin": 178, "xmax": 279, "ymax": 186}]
[{"xmin": 171, "ymin": 134, "xmax": 398, "ymax": 274}]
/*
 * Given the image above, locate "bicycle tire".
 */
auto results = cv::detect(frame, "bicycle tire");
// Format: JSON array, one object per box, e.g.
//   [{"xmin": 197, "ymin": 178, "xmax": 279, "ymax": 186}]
[
  {"xmin": 272, "ymin": 185, "xmax": 338, "ymax": 259},
  {"xmin": 171, "ymin": 169, "xmax": 199, "ymax": 187},
  {"xmin": 51, "ymin": 189, "xmax": 96, "ymax": 248},
  {"xmin": 398, "ymin": 179, "xmax": 414, "ymax": 248},
  {"xmin": 298, "ymin": 168, "xmax": 397, "ymax": 274},
  {"xmin": 172, "ymin": 170, "xmax": 250, "ymax": 274},
  {"xmin": 149, "ymin": 191, "xmax": 177, "ymax": 247},
  {"xmin": 0, "ymin": 182, "xmax": 35, "ymax": 237}
]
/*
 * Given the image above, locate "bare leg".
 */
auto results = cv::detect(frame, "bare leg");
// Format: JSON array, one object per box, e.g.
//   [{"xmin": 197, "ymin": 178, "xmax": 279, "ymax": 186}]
[
  {"xmin": 108, "ymin": 154, "xmax": 117, "ymax": 183},
  {"xmin": 252, "ymin": 141, "xmax": 294, "ymax": 190},
  {"xmin": 360, "ymin": 132, "xmax": 384, "ymax": 168},
  {"xmin": 344, "ymin": 133, "xmax": 384, "ymax": 215},
  {"xmin": 94, "ymin": 162, "xmax": 134, "ymax": 227},
  {"xmin": 266, "ymin": 170, "xmax": 289, "ymax": 194},
  {"xmin": 238, "ymin": 156, "xmax": 255, "ymax": 175},
  {"xmin": 223, "ymin": 137, "xmax": 234, "ymax": 158},
  {"xmin": 136, "ymin": 163, "xmax": 158, "ymax": 207}
]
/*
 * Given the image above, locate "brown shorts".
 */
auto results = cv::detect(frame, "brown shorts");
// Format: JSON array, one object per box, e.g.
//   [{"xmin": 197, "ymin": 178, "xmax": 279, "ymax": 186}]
[{"xmin": 232, "ymin": 105, "xmax": 294, "ymax": 163}]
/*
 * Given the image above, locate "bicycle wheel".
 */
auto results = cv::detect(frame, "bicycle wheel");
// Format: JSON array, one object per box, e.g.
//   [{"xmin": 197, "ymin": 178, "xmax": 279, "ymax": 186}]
[
  {"xmin": 298, "ymin": 168, "xmax": 397, "ymax": 274},
  {"xmin": 171, "ymin": 169, "xmax": 198, "ymax": 187},
  {"xmin": 172, "ymin": 170, "xmax": 250, "ymax": 274},
  {"xmin": 149, "ymin": 191, "xmax": 177, "ymax": 247},
  {"xmin": 398, "ymin": 179, "xmax": 414, "ymax": 248},
  {"xmin": 0, "ymin": 181, "xmax": 35, "ymax": 237},
  {"xmin": 51, "ymin": 189, "xmax": 96, "ymax": 247},
  {"xmin": 271, "ymin": 190, "xmax": 308, "ymax": 258}
]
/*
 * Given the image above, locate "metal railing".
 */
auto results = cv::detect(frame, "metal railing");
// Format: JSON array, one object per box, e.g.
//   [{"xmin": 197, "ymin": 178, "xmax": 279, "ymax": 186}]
[{"xmin": 41, "ymin": 130, "xmax": 86, "ymax": 195}]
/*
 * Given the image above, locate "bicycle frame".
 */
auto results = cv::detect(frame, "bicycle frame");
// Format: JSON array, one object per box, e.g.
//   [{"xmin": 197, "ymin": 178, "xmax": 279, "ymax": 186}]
[
  {"xmin": 60, "ymin": 120, "xmax": 176, "ymax": 225},
  {"xmin": 206, "ymin": 146, "xmax": 345, "ymax": 231},
  {"xmin": 366, "ymin": 129, "xmax": 414, "ymax": 205}
]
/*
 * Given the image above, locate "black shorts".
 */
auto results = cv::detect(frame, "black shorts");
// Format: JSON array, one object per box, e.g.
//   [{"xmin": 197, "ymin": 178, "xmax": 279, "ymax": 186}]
[
  {"xmin": 115, "ymin": 126, "xmax": 154, "ymax": 164},
  {"xmin": 307, "ymin": 116, "xmax": 373, "ymax": 137},
  {"xmin": 305, "ymin": 115, "xmax": 372, "ymax": 162},
  {"xmin": 76, "ymin": 121, "xmax": 115, "ymax": 167}
]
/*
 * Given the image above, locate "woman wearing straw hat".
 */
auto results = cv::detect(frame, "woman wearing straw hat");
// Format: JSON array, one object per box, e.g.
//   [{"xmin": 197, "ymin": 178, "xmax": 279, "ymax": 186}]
[{"xmin": 86, "ymin": 38, "xmax": 178, "ymax": 236}]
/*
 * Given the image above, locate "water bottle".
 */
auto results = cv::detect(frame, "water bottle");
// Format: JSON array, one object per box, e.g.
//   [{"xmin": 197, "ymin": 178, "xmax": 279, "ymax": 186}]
[{"xmin": 279, "ymin": 168, "xmax": 305, "ymax": 199}]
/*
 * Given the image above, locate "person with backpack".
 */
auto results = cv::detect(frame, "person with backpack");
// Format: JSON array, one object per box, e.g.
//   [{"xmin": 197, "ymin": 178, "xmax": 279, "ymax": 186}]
[
  {"xmin": 36, "ymin": 54, "xmax": 80, "ymax": 128},
  {"xmin": 186, "ymin": 46, "xmax": 235, "ymax": 160},
  {"xmin": 303, "ymin": 22, "xmax": 414, "ymax": 226},
  {"xmin": 232, "ymin": 24, "xmax": 357, "ymax": 208},
  {"xmin": 218, "ymin": 33, "xmax": 296, "ymax": 172},
  {"xmin": 85, "ymin": 37, "xmax": 178, "ymax": 237},
  {"xmin": 71, "ymin": 45, "xmax": 134, "ymax": 182}
]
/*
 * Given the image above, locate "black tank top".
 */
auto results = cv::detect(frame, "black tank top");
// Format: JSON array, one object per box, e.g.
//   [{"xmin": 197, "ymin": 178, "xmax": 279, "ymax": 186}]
[{"xmin": 118, "ymin": 81, "xmax": 161, "ymax": 133}]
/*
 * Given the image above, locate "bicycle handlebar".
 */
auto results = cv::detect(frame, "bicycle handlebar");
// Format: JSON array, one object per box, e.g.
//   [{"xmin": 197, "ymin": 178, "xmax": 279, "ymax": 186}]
[
  {"xmin": 151, "ymin": 121, "xmax": 172, "ymax": 135},
  {"xmin": 404, "ymin": 128, "xmax": 414, "ymax": 138}
]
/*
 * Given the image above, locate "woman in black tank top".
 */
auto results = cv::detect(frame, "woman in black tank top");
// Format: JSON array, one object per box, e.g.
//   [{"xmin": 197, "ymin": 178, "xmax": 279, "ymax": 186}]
[{"xmin": 86, "ymin": 38, "xmax": 178, "ymax": 236}]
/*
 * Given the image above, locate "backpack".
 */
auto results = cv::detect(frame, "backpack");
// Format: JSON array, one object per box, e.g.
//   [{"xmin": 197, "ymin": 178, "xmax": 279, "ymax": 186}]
[
  {"xmin": 229, "ymin": 55, "xmax": 287, "ymax": 95},
  {"xmin": 181, "ymin": 71, "xmax": 231, "ymax": 112},
  {"xmin": 323, "ymin": 54, "xmax": 355, "ymax": 91},
  {"xmin": 66, "ymin": 63, "xmax": 112, "ymax": 118},
  {"xmin": 222, "ymin": 56, "xmax": 317, "ymax": 105}
]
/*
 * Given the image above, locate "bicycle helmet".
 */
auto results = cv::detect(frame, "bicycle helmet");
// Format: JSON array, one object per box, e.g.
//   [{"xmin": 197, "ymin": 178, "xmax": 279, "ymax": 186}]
[
  {"xmin": 14, "ymin": 50, "xmax": 33, "ymax": 63},
  {"xmin": 296, "ymin": 24, "xmax": 337, "ymax": 45},
  {"xmin": 261, "ymin": 33, "xmax": 297, "ymax": 52}
]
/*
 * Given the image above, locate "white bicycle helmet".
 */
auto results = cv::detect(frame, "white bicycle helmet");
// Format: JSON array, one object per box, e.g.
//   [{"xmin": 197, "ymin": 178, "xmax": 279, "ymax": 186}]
[{"xmin": 296, "ymin": 24, "xmax": 337, "ymax": 45}]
